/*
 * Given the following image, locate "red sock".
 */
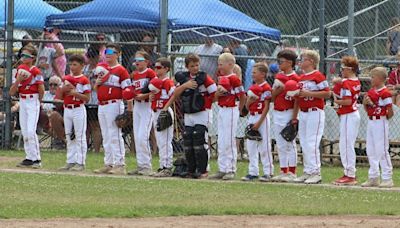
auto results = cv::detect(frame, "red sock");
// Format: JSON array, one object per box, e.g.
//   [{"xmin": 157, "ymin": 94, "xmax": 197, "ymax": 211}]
[
  {"xmin": 289, "ymin": 166, "xmax": 296, "ymax": 174},
  {"xmin": 280, "ymin": 167, "xmax": 288, "ymax": 173}
]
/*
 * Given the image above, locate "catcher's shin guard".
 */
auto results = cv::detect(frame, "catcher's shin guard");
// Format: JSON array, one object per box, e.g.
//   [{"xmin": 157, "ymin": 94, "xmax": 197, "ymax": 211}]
[
  {"xmin": 183, "ymin": 126, "xmax": 195, "ymax": 173},
  {"xmin": 193, "ymin": 124, "xmax": 208, "ymax": 174}
]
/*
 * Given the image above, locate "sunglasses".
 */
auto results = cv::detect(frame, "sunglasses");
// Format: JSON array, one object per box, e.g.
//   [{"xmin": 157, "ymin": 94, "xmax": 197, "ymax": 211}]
[
  {"xmin": 49, "ymin": 83, "xmax": 58, "ymax": 87},
  {"xmin": 43, "ymin": 28, "xmax": 54, "ymax": 33},
  {"xmin": 155, "ymin": 65, "xmax": 164, "ymax": 69},
  {"xmin": 134, "ymin": 57, "xmax": 146, "ymax": 62},
  {"xmin": 104, "ymin": 49, "xmax": 117, "ymax": 55},
  {"xmin": 340, "ymin": 65, "xmax": 353, "ymax": 70},
  {"xmin": 96, "ymin": 37, "xmax": 105, "ymax": 41},
  {"xmin": 21, "ymin": 53, "xmax": 34, "ymax": 59}
]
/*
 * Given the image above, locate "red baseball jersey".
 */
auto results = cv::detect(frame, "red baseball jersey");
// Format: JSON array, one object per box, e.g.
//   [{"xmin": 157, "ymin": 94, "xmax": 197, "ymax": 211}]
[
  {"xmin": 273, "ymin": 72, "xmax": 300, "ymax": 111},
  {"xmin": 97, "ymin": 64, "xmax": 131, "ymax": 102},
  {"xmin": 335, "ymin": 78, "xmax": 361, "ymax": 115},
  {"xmin": 388, "ymin": 69, "xmax": 400, "ymax": 86},
  {"xmin": 132, "ymin": 68, "xmax": 156, "ymax": 94},
  {"xmin": 13, "ymin": 64, "xmax": 44, "ymax": 94},
  {"xmin": 217, "ymin": 74, "xmax": 245, "ymax": 107},
  {"xmin": 366, "ymin": 86, "xmax": 393, "ymax": 117},
  {"xmin": 298, "ymin": 70, "xmax": 329, "ymax": 110},
  {"xmin": 151, "ymin": 78, "xmax": 175, "ymax": 110},
  {"xmin": 249, "ymin": 81, "xmax": 272, "ymax": 113},
  {"xmin": 63, "ymin": 74, "xmax": 91, "ymax": 105},
  {"xmin": 191, "ymin": 74, "xmax": 217, "ymax": 109}
]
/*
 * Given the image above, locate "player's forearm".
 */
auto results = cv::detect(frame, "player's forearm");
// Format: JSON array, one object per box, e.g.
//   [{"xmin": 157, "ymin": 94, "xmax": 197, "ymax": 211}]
[
  {"xmin": 292, "ymin": 99, "xmax": 299, "ymax": 120},
  {"xmin": 238, "ymin": 94, "xmax": 246, "ymax": 111},
  {"xmin": 387, "ymin": 107, "xmax": 394, "ymax": 119},
  {"xmin": 38, "ymin": 85, "xmax": 45, "ymax": 101},
  {"xmin": 127, "ymin": 100, "xmax": 133, "ymax": 111},
  {"xmin": 73, "ymin": 93, "xmax": 90, "ymax": 103},
  {"xmin": 271, "ymin": 87, "xmax": 283, "ymax": 101},
  {"xmin": 334, "ymin": 98, "xmax": 352, "ymax": 106},
  {"xmin": 308, "ymin": 90, "xmax": 331, "ymax": 99},
  {"xmin": 9, "ymin": 83, "xmax": 19, "ymax": 96},
  {"xmin": 258, "ymin": 101, "xmax": 270, "ymax": 122}
]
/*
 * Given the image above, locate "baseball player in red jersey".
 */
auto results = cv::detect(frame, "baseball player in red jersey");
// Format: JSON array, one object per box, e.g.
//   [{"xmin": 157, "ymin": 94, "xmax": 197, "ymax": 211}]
[
  {"xmin": 10, "ymin": 45, "xmax": 44, "ymax": 168},
  {"xmin": 163, "ymin": 54, "xmax": 217, "ymax": 178},
  {"xmin": 127, "ymin": 51, "xmax": 157, "ymax": 176},
  {"xmin": 93, "ymin": 43, "xmax": 132, "ymax": 175},
  {"xmin": 270, "ymin": 50, "xmax": 300, "ymax": 182},
  {"xmin": 210, "ymin": 53, "xmax": 246, "ymax": 180},
  {"xmin": 58, "ymin": 55, "xmax": 91, "ymax": 171},
  {"xmin": 386, "ymin": 55, "xmax": 400, "ymax": 106},
  {"xmin": 331, "ymin": 56, "xmax": 361, "ymax": 185},
  {"xmin": 241, "ymin": 63, "xmax": 274, "ymax": 182},
  {"xmin": 362, "ymin": 67, "xmax": 394, "ymax": 188},
  {"xmin": 148, "ymin": 58, "xmax": 175, "ymax": 177},
  {"xmin": 293, "ymin": 50, "xmax": 331, "ymax": 184}
]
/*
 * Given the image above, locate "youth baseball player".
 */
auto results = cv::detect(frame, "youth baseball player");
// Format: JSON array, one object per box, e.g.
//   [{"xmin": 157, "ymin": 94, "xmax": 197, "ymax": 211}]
[
  {"xmin": 128, "ymin": 51, "xmax": 157, "ymax": 176},
  {"xmin": 332, "ymin": 56, "xmax": 361, "ymax": 185},
  {"xmin": 93, "ymin": 43, "xmax": 132, "ymax": 175},
  {"xmin": 362, "ymin": 67, "xmax": 394, "ymax": 188},
  {"xmin": 58, "ymin": 55, "xmax": 91, "ymax": 172},
  {"xmin": 241, "ymin": 63, "xmax": 273, "ymax": 182},
  {"xmin": 270, "ymin": 49, "xmax": 300, "ymax": 182},
  {"xmin": 10, "ymin": 45, "xmax": 44, "ymax": 168},
  {"xmin": 210, "ymin": 53, "xmax": 246, "ymax": 180},
  {"xmin": 293, "ymin": 50, "xmax": 330, "ymax": 184}
]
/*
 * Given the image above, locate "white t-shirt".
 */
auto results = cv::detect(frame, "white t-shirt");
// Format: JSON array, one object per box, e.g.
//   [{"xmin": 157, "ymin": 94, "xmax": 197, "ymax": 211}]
[
  {"xmin": 37, "ymin": 47, "xmax": 56, "ymax": 80},
  {"xmin": 42, "ymin": 90, "xmax": 55, "ymax": 111},
  {"xmin": 194, "ymin": 43, "xmax": 223, "ymax": 78}
]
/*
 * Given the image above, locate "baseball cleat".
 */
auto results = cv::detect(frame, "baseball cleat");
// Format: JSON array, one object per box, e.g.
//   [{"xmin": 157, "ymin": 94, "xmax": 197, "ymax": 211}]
[
  {"xmin": 241, "ymin": 174, "xmax": 259, "ymax": 181},
  {"xmin": 153, "ymin": 168, "xmax": 173, "ymax": 177},
  {"xmin": 31, "ymin": 160, "xmax": 42, "ymax": 169},
  {"xmin": 271, "ymin": 173, "xmax": 287, "ymax": 182},
  {"xmin": 379, "ymin": 179, "xmax": 394, "ymax": 188},
  {"xmin": 94, "ymin": 165, "xmax": 113, "ymax": 174},
  {"xmin": 293, "ymin": 174, "xmax": 311, "ymax": 183},
  {"xmin": 16, "ymin": 159, "xmax": 34, "ymax": 168},
  {"xmin": 304, "ymin": 174, "xmax": 322, "ymax": 184},
  {"xmin": 208, "ymin": 172, "xmax": 226, "ymax": 180},
  {"xmin": 108, "ymin": 165, "xmax": 126, "ymax": 175},
  {"xmin": 58, "ymin": 163, "xmax": 76, "ymax": 171},
  {"xmin": 361, "ymin": 178, "xmax": 380, "ymax": 187},
  {"xmin": 280, "ymin": 173, "xmax": 297, "ymax": 183},
  {"xmin": 70, "ymin": 164, "xmax": 85, "ymax": 172},
  {"xmin": 222, "ymin": 172, "xmax": 235, "ymax": 180},
  {"xmin": 333, "ymin": 175, "xmax": 357, "ymax": 186},
  {"xmin": 259, "ymin": 175, "xmax": 273, "ymax": 182}
]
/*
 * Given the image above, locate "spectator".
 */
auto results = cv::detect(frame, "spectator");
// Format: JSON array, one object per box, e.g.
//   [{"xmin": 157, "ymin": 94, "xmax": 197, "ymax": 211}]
[
  {"xmin": 387, "ymin": 17, "xmax": 400, "ymax": 56},
  {"xmin": 230, "ymin": 40, "xmax": 248, "ymax": 84},
  {"xmin": 195, "ymin": 37, "xmax": 223, "ymax": 79},
  {"xmin": 84, "ymin": 33, "xmax": 107, "ymax": 64},
  {"xmin": 272, "ymin": 39, "xmax": 290, "ymax": 58},
  {"xmin": 221, "ymin": 46, "xmax": 234, "ymax": 54},
  {"xmin": 40, "ymin": 27, "xmax": 66, "ymax": 78},
  {"xmin": 140, "ymin": 34, "xmax": 160, "ymax": 68}
]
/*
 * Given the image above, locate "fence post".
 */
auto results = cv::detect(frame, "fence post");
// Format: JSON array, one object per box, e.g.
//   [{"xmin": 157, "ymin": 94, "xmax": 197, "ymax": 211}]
[
  {"xmin": 4, "ymin": 0, "xmax": 14, "ymax": 149},
  {"xmin": 318, "ymin": 0, "xmax": 326, "ymax": 74},
  {"xmin": 160, "ymin": 0, "xmax": 168, "ymax": 57},
  {"xmin": 348, "ymin": 0, "xmax": 355, "ymax": 56}
]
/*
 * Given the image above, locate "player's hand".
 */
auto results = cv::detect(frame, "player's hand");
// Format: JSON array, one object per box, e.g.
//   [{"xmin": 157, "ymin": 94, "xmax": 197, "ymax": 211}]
[
  {"xmin": 252, "ymin": 121, "xmax": 261, "ymax": 131},
  {"xmin": 387, "ymin": 84, "xmax": 395, "ymax": 90},
  {"xmin": 247, "ymin": 96, "xmax": 258, "ymax": 104},
  {"xmin": 149, "ymin": 93, "xmax": 155, "ymax": 102},
  {"xmin": 363, "ymin": 95, "xmax": 372, "ymax": 106},
  {"xmin": 298, "ymin": 89, "xmax": 311, "ymax": 97},
  {"xmin": 184, "ymin": 80, "xmax": 198, "ymax": 90},
  {"xmin": 331, "ymin": 77, "xmax": 342, "ymax": 85}
]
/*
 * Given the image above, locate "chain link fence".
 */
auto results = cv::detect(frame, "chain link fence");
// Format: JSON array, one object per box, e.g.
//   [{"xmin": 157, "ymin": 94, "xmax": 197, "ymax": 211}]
[{"xmin": 1, "ymin": 0, "xmax": 400, "ymax": 164}]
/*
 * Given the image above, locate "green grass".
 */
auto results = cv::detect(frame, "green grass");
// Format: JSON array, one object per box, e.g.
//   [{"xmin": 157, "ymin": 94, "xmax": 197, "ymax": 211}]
[{"xmin": 0, "ymin": 150, "xmax": 399, "ymax": 218}]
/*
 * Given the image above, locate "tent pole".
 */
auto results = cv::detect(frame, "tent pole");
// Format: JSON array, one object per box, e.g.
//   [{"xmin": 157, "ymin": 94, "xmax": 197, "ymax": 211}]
[
  {"xmin": 160, "ymin": 0, "xmax": 168, "ymax": 57},
  {"xmin": 4, "ymin": 0, "xmax": 14, "ymax": 149}
]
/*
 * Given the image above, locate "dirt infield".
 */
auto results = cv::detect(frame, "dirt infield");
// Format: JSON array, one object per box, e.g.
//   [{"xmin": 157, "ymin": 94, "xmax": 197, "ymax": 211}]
[{"xmin": 1, "ymin": 215, "xmax": 400, "ymax": 228}]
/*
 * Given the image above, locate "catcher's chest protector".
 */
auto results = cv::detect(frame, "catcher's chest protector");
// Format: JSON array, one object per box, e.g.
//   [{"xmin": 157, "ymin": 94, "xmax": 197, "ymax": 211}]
[{"xmin": 176, "ymin": 71, "xmax": 206, "ymax": 114}]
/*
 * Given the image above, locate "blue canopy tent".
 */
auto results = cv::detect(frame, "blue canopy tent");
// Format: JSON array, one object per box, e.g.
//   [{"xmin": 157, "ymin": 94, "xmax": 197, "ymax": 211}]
[
  {"xmin": 45, "ymin": 0, "xmax": 281, "ymax": 42},
  {"xmin": 1, "ymin": 0, "xmax": 62, "ymax": 29}
]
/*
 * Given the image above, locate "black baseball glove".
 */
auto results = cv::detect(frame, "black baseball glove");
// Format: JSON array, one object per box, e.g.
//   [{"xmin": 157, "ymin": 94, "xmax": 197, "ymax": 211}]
[
  {"xmin": 280, "ymin": 119, "xmax": 298, "ymax": 142},
  {"xmin": 240, "ymin": 106, "xmax": 249, "ymax": 117},
  {"xmin": 245, "ymin": 124, "xmax": 262, "ymax": 141},
  {"xmin": 157, "ymin": 110, "xmax": 173, "ymax": 131},
  {"xmin": 115, "ymin": 111, "xmax": 133, "ymax": 128}
]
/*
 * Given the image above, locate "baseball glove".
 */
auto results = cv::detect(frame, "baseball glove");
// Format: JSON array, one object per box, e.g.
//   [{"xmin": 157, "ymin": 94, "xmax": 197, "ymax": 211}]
[
  {"xmin": 240, "ymin": 106, "xmax": 249, "ymax": 117},
  {"xmin": 245, "ymin": 124, "xmax": 262, "ymax": 141},
  {"xmin": 280, "ymin": 119, "xmax": 298, "ymax": 142},
  {"xmin": 115, "ymin": 111, "xmax": 133, "ymax": 128},
  {"xmin": 157, "ymin": 110, "xmax": 173, "ymax": 131}
]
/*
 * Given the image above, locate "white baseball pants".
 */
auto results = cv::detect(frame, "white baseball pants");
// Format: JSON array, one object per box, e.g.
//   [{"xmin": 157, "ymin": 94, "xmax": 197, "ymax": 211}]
[
  {"xmin": 366, "ymin": 117, "xmax": 393, "ymax": 180},
  {"xmin": 246, "ymin": 113, "xmax": 273, "ymax": 176},
  {"xmin": 217, "ymin": 106, "xmax": 239, "ymax": 173},
  {"xmin": 64, "ymin": 105, "xmax": 87, "ymax": 165},
  {"xmin": 19, "ymin": 94, "xmax": 41, "ymax": 161},
  {"xmin": 133, "ymin": 101, "xmax": 153, "ymax": 169},
  {"xmin": 298, "ymin": 109, "xmax": 325, "ymax": 175},
  {"xmin": 98, "ymin": 100, "xmax": 125, "ymax": 166},
  {"xmin": 153, "ymin": 108, "xmax": 174, "ymax": 169},
  {"xmin": 339, "ymin": 111, "xmax": 360, "ymax": 178},
  {"xmin": 273, "ymin": 109, "xmax": 297, "ymax": 169}
]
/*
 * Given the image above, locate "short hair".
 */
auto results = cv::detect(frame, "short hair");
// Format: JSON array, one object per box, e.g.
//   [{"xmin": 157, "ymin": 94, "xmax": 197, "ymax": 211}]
[
  {"xmin": 49, "ymin": 75, "xmax": 62, "ymax": 85},
  {"xmin": 341, "ymin": 56, "xmax": 359, "ymax": 73},
  {"xmin": 68, "ymin": 54, "xmax": 85, "ymax": 65},
  {"xmin": 156, "ymin": 57, "xmax": 171, "ymax": 69},
  {"xmin": 277, "ymin": 49, "xmax": 298, "ymax": 68},
  {"xmin": 86, "ymin": 46, "xmax": 99, "ymax": 59},
  {"xmin": 185, "ymin": 53, "xmax": 200, "ymax": 66},
  {"xmin": 301, "ymin": 50, "xmax": 320, "ymax": 68},
  {"xmin": 21, "ymin": 44, "xmax": 37, "ymax": 57},
  {"xmin": 106, "ymin": 43, "xmax": 121, "ymax": 53},
  {"xmin": 253, "ymin": 62, "xmax": 269, "ymax": 74},
  {"xmin": 135, "ymin": 50, "xmax": 151, "ymax": 61},
  {"xmin": 218, "ymin": 53, "xmax": 236, "ymax": 64},
  {"xmin": 370, "ymin": 67, "xmax": 388, "ymax": 81}
]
